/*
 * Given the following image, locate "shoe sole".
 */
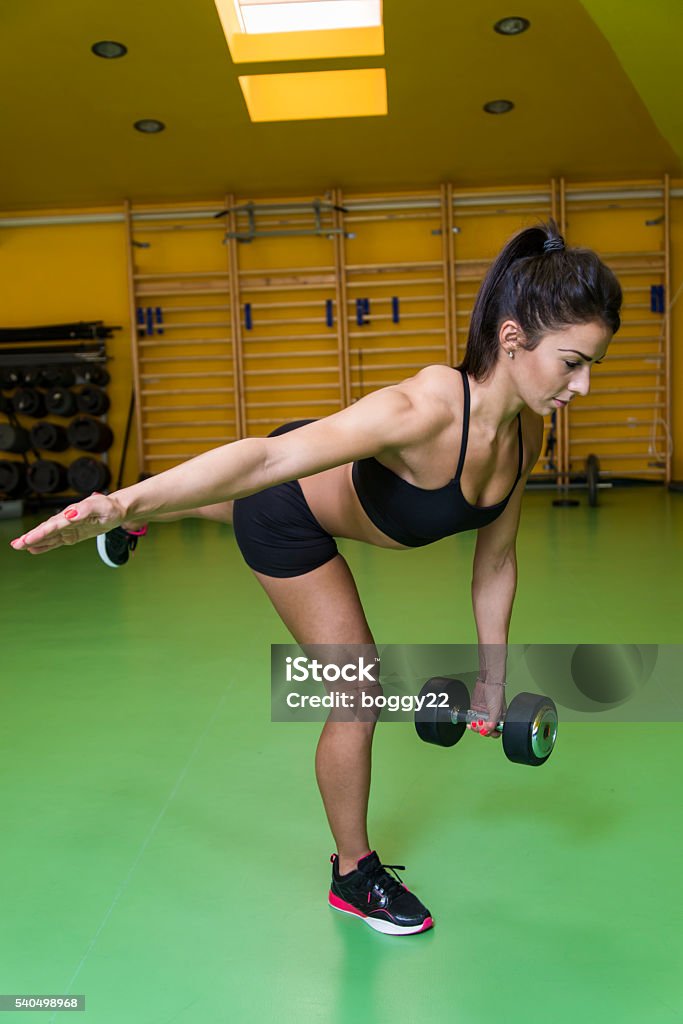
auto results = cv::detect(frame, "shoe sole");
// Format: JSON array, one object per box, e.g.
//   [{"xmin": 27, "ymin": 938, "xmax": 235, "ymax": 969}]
[
  {"xmin": 96, "ymin": 533, "xmax": 126, "ymax": 568},
  {"xmin": 328, "ymin": 892, "xmax": 433, "ymax": 936}
]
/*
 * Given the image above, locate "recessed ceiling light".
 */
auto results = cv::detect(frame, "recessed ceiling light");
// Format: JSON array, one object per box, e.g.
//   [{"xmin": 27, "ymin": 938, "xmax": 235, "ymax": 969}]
[
  {"xmin": 494, "ymin": 17, "xmax": 530, "ymax": 35},
  {"xmin": 134, "ymin": 119, "xmax": 166, "ymax": 133},
  {"xmin": 484, "ymin": 99, "xmax": 515, "ymax": 114},
  {"xmin": 91, "ymin": 40, "xmax": 128, "ymax": 58}
]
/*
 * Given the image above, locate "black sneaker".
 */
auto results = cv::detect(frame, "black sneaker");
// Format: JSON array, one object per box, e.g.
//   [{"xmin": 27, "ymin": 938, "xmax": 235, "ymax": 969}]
[
  {"xmin": 96, "ymin": 526, "xmax": 147, "ymax": 568},
  {"xmin": 329, "ymin": 851, "xmax": 433, "ymax": 935}
]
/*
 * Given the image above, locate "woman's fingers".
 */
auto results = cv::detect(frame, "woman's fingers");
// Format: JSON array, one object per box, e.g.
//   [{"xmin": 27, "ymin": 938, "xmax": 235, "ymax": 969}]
[
  {"xmin": 469, "ymin": 718, "xmax": 501, "ymax": 739},
  {"xmin": 10, "ymin": 495, "xmax": 122, "ymax": 553}
]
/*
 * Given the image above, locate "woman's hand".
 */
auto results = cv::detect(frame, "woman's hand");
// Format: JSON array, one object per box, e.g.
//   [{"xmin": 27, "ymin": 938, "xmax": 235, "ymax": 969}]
[
  {"xmin": 9, "ymin": 493, "xmax": 124, "ymax": 555},
  {"xmin": 469, "ymin": 677, "xmax": 507, "ymax": 739}
]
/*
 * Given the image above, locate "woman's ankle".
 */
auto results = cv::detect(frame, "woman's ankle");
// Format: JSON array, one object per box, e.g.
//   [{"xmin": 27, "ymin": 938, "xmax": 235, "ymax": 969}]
[{"xmin": 337, "ymin": 849, "xmax": 372, "ymax": 875}]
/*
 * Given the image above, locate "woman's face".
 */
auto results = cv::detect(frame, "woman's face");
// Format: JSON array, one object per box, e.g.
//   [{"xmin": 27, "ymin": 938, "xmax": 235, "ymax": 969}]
[{"xmin": 506, "ymin": 320, "xmax": 612, "ymax": 416}]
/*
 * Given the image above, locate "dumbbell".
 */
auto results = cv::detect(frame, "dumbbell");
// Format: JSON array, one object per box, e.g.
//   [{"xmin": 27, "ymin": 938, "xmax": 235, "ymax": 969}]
[
  {"xmin": 30, "ymin": 421, "xmax": 70, "ymax": 453},
  {"xmin": 12, "ymin": 388, "xmax": 46, "ymax": 418},
  {"xmin": 22, "ymin": 368, "xmax": 43, "ymax": 388},
  {"xmin": 0, "ymin": 460, "xmax": 29, "ymax": 498},
  {"xmin": 40, "ymin": 366, "xmax": 76, "ymax": 389},
  {"xmin": 68, "ymin": 457, "xmax": 111, "ymax": 495},
  {"xmin": 0, "ymin": 368, "xmax": 24, "ymax": 390},
  {"xmin": 44, "ymin": 387, "xmax": 77, "ymax": 418},
  {"xmin": 67, "ymin": 416, "xmax": 113, "ymax": 453},
  {"xmin": 0, "ymin": 424, "xmax": 31, "ymax": 454},
  {"xmin": 585, "ymin": 453, "xmax": 600, "ymax": 507},
  {"xmin": 77, "ymin": 386, "xmax": 110, "ymax": 415},
  {"xmin": 82, "ymin": 365, "xmax": 110, "ymax": 387},
  {"xmin": 27, "ymin": 459, "xmax": 69, "ymax": 494},
  {"xmin": 414, "ymin": 677, "xmax": 558, "ymax": 767}
]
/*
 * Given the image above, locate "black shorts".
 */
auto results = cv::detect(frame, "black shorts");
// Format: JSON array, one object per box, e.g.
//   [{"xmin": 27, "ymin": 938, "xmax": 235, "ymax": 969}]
[{"xmin": 232, "ymin": 420, "xmax": 339, "ymax": 579}]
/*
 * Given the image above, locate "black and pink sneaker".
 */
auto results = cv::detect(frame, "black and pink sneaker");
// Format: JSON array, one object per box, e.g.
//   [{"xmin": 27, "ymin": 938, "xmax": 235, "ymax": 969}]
[
  {"xmin": 96, "ymin": 526, "xmax": 148, "ymax": 568},
  {"xmin": 329, "ymin": 851, "xmax": 433, "ymax": 936}
]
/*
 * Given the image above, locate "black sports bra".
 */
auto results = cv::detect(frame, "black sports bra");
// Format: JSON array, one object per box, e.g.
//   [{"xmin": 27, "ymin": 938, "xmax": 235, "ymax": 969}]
[{"xmin": 351, "ymin": 368, "xmax": 524, "ymax": 547}]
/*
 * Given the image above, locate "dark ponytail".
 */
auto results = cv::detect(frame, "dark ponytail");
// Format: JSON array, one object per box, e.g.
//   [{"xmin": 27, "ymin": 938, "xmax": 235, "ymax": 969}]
[{"xmin": 459, "ymin": 219, "xmax": 622, "ymax": 380}]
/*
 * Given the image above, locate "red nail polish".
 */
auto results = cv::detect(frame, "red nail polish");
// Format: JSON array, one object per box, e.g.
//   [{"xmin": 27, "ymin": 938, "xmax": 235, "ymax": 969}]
[{"xmin": 65, "ymin": 509, "xmax": 78, "ymax": 520}]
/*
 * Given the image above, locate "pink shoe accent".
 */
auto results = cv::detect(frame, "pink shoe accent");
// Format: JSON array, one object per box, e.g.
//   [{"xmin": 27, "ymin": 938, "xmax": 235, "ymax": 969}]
[
  {"xmin": 329, "ymin": 891, "xmax": 367, "ymax": 919},
  {"xmin": 126, "ymin": 525, "xmax": 148, "ymax": 537},
  {"xmin": 418, "ymin": 916, "xmax": 434, "ymax": 932}
]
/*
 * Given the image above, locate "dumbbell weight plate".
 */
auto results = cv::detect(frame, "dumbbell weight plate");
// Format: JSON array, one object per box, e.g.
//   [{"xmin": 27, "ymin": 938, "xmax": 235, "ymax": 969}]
[
  {"xmin": 27, "ymin": 459, "xmax": 69, "ymax": 494},
  {"xmin": 44, "ymin": 388, "xmax": 77, "ymax": 418},
  {"xmin": 13, "ymin": 388, "xmax": 46, "ymax": 418},
  {"xmin": 0, "ymin": 368, "xmax": 24, "ymax": 390},
  {"xmin": 586, "ymin": 453, "xmax": 600, "ymax": 508},
  {"xmin": 68, "ymin": 457, "xmax": 111, "ymax": 495},
  {"xmin": 40, "ymin": 366, "xmax": 76, "ymax": 388},
  {"xmin": 0, "ymin": 460, "xmax": 28, "ymax": 497},
  {"xmin": 22, "ymin": 368, "xmax": 43, "ymax": 388},
  {"xmin": 415, "ymin": 676, "xmax": 470, "ymax": 748},
  {"xmin": 82, "ymin": 365, "xmax": 110, "ymax": 387},
  {"xmin": 30, "ymin": 421, "xmax": 70, "ymax": 452},
  {"xmin": 0, "ymin": 424, "xmax": 31, "ymax": 454},
  {"xmin": 502, "ymin": 692, "xmax": 558, "ymax": 767},
  {"xmin": 76, "ymin": 386, "xmax": 110, "ymax": 415},
  {"xmin": 67, "ymin": 416, "xmax": 114, "ymax": 453}
]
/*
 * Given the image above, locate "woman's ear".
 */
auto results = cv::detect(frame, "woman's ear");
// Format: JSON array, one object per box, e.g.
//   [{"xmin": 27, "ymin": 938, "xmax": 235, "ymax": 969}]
[{"xmin": 498, "ymin": 319, "xmax": 522, "ymax": 357}]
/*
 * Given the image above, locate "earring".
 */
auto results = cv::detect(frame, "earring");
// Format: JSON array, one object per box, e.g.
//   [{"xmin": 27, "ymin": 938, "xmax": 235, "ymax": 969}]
[{"xmin": 508, "ymin": 351, "xmax": 515, "ymax": 360}]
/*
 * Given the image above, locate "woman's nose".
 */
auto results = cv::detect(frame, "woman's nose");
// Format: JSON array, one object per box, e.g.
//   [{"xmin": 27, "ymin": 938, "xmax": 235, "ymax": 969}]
[{"xmin": 569, "ymin": 367, "xmax": 591, "ymax": 397}]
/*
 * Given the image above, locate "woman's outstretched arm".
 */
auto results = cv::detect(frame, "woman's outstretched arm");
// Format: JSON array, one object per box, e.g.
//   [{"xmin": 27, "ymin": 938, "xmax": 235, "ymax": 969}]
[{"xmin": 10, "ymin": 376, "xmax": 448, "ymax": 555}]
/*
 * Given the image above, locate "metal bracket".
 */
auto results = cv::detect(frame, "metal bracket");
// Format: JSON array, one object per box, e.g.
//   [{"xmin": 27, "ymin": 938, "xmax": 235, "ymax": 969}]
[{"xmin": 214, "ymin": 199, "xmax": 349, "ymax": 243}]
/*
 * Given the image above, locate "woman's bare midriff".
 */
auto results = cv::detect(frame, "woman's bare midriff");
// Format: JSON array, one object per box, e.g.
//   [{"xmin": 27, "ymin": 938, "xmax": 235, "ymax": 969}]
[
  {"xmin": 298, "ymin": 398, "xmax": 532, "ymax": 551},
  {"xmin": 299, "ymin": 463, "xmax": 410, "ymax": 550}
]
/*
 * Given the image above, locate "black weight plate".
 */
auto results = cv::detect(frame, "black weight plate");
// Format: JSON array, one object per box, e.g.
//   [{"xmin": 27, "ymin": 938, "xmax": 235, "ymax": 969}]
[
  {"xmin": 76, "ymin": 386, "xmax": 110, "ymax": 415},
  {"xmin": 502, "ymin": 692, "xmax": 558, "ymax": 767},
  {"xmin": 13, "ymin": 388, "xmax": 45, "ymax": 418},
  {"xmin": 0, "ymin": 424, "xmax": 31, "ymax": 454},
  {"xmin": 27, "ymin": 459, "xmax": 68, "ymax": 494},
  {"xmin": 44, "ymin": 388, "xmax": 77, "ymax": 418},
  {"xmin": 0, "ymin": 459, "xmax": 28, "ymax": 497},
  {"xmin": 586, "ymin": 453, "xmax": 600, "ymax": 508},
  {"xmin": 415, "ymin": 676, "xmax": 469, "ymax": 748},
  {"xmin": 30, "ymin": 421, "xmax": 70, "ymax": 452},
  {"xmin": 0, "ymin": 368, "xmax": 24, "ymax": 390},
  {"xmin": 40, "ymin": 366, "xmax": 76, "ymax": 388},
  {"xmin": 22, "ymin": 368, "xmax": 44, "ymax": 388},
  {"xmin": 67, "ymin": 416, "xmax": 114, "ymax": 453},
  {"xmin": 68, "ymin": 457, "xmax": 111, "ymax": 495},
  {"xmin": 82, "ymin": 365, "xmax": 110, "ymax": 387}
]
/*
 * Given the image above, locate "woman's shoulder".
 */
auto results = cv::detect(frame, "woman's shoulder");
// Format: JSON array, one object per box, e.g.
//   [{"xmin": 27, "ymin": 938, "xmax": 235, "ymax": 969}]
[{"xmin": 397, "ymin": 363, "xmax": 462, "ymax": 403}]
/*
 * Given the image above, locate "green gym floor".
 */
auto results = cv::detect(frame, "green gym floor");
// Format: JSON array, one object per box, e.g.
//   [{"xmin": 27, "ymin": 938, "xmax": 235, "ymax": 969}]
[{"xmin": 1, "ymin": 488, "xmax": 682, "ymax": 1024}]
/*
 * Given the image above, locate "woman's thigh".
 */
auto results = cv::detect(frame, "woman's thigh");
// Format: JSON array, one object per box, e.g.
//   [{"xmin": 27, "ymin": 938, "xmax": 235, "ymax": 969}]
[{"xmin": 253, "ymin": 553, "xmax": 374, "ymax": 648}]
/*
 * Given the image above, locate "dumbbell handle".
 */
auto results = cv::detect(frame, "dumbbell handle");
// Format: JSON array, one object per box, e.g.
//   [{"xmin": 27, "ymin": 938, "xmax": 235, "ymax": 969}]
[{"xmin": 452, "ymin": 708, "xmax": 504, "ymax": 732}]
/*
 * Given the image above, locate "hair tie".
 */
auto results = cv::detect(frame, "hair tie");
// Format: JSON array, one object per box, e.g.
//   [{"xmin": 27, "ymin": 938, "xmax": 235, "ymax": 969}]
[{"xmin": 543, "ymin": 237, "xmax": 565, "ymax": 253}]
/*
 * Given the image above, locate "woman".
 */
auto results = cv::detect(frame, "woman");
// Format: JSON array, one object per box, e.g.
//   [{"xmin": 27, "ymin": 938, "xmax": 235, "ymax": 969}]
[{"xmin": 10, "ymin": 220, "xmax": 622, "ymax": 936}]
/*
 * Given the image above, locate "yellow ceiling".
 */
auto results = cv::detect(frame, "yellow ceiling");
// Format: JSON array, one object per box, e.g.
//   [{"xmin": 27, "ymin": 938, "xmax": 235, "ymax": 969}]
[{"xmin": 0, "ymin": 0, "xmax": 679, "ymax": 211}]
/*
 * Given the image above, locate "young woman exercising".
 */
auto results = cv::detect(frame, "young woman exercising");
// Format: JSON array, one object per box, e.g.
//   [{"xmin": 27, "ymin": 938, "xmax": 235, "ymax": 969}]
[{"xmin": 10, "ymin": 221, "xmax": 621, "ymax": 936}]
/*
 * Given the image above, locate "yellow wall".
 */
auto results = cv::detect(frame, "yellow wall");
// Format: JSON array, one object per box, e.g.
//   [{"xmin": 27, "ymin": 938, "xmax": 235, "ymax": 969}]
[{"xmin": 0, "ymin": 210, "xmax": 133, "ymax": 488}]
